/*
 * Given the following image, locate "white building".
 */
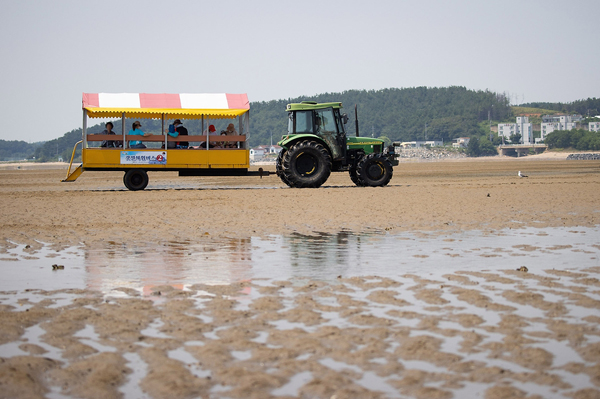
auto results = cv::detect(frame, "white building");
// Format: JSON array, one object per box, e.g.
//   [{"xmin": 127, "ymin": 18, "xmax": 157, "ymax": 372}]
[
  {"xmin": 498, "ymin": 117, "xmax": 533, "ymax": 144},
  {"xmin": 589, "ymin": 121, "xmax": 600, "ymax": 132},
  {"xmin": 542, "ymin": 115, "xmax": 582, "ymax": 123},
  {"xmin": 249, "ymin": 147, "xmax": 266, "ymax": 161},
  {"xmin": 452, "ymin": 137, "xmax": 470, "ymax": 148},
  {"xmin": 249, "ymin": 145, "xmax": 282, "ymax": 162},
  {"xmin": 540, "ymin": 115, "xmax": 578, "ymax": 141}
]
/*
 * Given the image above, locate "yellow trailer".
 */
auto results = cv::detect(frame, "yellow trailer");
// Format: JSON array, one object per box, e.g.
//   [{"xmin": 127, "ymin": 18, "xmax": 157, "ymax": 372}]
[{"xmin": 63, "ymin": 93, "xmax": 260, "ymax": 190}]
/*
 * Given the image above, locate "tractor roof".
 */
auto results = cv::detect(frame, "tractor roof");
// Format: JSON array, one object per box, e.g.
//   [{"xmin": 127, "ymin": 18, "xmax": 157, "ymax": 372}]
[{"xmin": 286, "ymin": 101, "xmax": 343, "ymax": 111}]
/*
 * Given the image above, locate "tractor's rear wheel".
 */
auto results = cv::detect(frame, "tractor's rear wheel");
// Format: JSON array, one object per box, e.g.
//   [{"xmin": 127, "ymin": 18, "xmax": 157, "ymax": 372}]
[
  {"xmin": 276, "ymin": 150, "xmax": 292, "ymax": 187},
  {"xmin": 123, "ymin": 169, "xmax": 149, "ymax": 191},
  {"xmin": 356, "ymin": 153, "xmax": 393, "ymax": 187},
  {"xmin": 282, "ymin": 140, "xmax": 332, "ymax": 188}
]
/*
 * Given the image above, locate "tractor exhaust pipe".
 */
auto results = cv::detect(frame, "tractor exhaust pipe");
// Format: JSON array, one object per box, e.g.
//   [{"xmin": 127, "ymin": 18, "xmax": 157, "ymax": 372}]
[{"xmin": 355, "ymin": 104, "xmax": 360, "ymax": 137}]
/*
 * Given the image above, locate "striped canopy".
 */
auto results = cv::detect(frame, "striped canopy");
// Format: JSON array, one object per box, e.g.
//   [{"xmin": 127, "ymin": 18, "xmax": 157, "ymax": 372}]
[{"xmin": 82, "ymin": 93, "xmax": 250, "ymax": 119}]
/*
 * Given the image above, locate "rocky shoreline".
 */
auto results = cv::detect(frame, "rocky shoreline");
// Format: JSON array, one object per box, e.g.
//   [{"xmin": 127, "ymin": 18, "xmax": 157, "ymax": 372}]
[
  {"xmin": 396, "ymin": 147, "xmax": 466, "ymax": 161},
  {"xmin": 567, "ymin": 153, "xmax": 600, "ymax": 160}
]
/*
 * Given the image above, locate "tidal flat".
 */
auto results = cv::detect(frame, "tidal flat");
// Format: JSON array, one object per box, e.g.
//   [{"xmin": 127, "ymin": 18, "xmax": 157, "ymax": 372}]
[{"xmin": 0, "ymin": 159, "xmax": 599, "ymax": 398}]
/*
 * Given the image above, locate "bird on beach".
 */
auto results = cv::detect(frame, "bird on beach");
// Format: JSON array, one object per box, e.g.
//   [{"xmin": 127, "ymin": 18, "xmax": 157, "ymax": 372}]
[{"xmin": 518, "ymin": 171, "xmax": 528, "ymax": 178}]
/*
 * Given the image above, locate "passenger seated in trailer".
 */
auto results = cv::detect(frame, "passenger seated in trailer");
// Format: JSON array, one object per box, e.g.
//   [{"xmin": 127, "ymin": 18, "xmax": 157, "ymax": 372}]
[
  {"xmin": 199, "ymin": 124, "xmax": 218, "ymax": 148},
  {"xmin": 128, "ymin": 121, "xmax": 150, "ymax": 149},
  {"xmin": 224, "ymin": 123, "xmax": 239, "ymax": 148},
  {"xmin": 173, "ymin": 119, "xmax": 189, "ymax": 148},
  {"xmin": 167, "ymin": 121, "xmax": 178, "ymax": 149},
  {"xmin": 98, "ymin": 122, "xmax": 121, "ymax": 148},
  {"xmin": 225, "ymin": 123, "xmax": 238, "ymax": 135},
  {"xmin": 216, "ymin": 131, "xmax": 231, "ymax": 149},
  {"xmin": 218, "ymin": 130, "xmax": 236, "ymax": 148}
]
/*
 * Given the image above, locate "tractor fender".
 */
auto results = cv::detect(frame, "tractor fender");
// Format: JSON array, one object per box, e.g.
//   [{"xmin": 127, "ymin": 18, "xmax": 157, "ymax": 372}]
[{"xmin": 278, "ymin": 134, "xmax": 330, "ymax": 154}]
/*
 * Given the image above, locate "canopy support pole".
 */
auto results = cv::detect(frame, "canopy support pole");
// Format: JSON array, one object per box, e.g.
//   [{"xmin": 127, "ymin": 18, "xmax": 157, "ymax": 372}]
[
  {"xmin": 243, "ymin": 112, "xmax": 250, "ymax": 149},
  {"xmin": 162, "ymin": 113, "xmax": 166, "ymax": 149},
  {"xmin": 121, "ymin": 113, "xmax": 126, "ymax": 149},
  {"xmin": 82, "ymin": 110, "xmax": 87, "ymax": 148},
  {"xmin": 203, "ymin": 115, "xmax": 208, "ymax": 150}
]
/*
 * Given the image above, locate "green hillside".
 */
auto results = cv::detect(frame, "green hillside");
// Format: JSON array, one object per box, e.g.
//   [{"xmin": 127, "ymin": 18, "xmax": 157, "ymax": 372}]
[
  {"xmin": 510, "ymin": 106, "xmax": 561, "ymax": 125},
  {"xmin": 5, "ymin": 88, "xmax": 596, "ymax": 162},
  {"xmin": 520, "ymin": 98, "xmax": 600, "ymax": 117},
  {"xmin": 248, "ymin": 87, "xmax": 512, "ymax": 146}
]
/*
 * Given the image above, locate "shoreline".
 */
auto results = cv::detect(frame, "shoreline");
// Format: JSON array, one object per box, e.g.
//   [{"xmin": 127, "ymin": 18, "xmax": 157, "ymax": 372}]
[{"xmin": 4, "ymin": 150, "xmax": 600, "ymax": 170}]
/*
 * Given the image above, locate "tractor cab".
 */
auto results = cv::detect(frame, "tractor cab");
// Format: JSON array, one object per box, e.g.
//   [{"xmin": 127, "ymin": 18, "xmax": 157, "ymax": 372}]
[{"xmin": 286, "ymin": 101, "xmax": 347, "ymax": 161}]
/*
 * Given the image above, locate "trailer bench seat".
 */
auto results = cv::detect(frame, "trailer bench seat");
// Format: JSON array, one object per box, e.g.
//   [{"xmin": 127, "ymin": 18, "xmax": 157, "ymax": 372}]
[{"xmin": 87, "ymin": 134, "xmax": 246, "ymax": 143}]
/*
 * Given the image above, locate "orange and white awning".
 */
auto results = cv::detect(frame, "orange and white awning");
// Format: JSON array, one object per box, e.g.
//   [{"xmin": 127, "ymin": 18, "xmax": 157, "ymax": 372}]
[{"xmin": 82, "ymin": 93, "xmax": 250, "ymax": 119}]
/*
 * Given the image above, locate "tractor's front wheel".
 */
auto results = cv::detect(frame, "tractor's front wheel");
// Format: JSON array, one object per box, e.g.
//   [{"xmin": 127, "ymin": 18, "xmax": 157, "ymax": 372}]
[
  {"xmin": 356, "ymin": 153, "xmax": 393, "ymax": 187},
  {"xmin": 349, "ymin": 166, "xmax": 365, "ymax": 187},
  {"xmin": 123, "ymin": 169, "xmax": 149, "ymax": 191},
  {"xmin": 276, "ymin": 150, "xmax": 292, "ymax": 187},
  {"xmin": 282, "ymin": 140, "xmax": 332, "ymax": 188}
]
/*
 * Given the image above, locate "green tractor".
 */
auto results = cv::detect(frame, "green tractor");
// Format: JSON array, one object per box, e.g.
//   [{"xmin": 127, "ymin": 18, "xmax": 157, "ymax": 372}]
[{"xmin": 276, "ymin": 101, "xmax": 398, "ymax": 188}]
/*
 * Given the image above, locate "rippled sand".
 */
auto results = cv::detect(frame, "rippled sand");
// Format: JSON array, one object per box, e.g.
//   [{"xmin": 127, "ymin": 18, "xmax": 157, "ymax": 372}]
[{"xmin": 0, "ymin": 159, "xmax": 599, "ymax": 398}]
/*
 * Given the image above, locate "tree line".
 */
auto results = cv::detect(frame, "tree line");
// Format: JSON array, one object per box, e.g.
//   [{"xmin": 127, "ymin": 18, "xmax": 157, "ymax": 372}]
[
  {"xmin": 544, "ymin": 129, "xmax": 600, "ymax": 151},
  {"xmin": 0, "ymin": 140, "xmax": 44, "ymax": 161},
  {"xmin": 3, "ymin": 87, "xmax": 598, "ymax": 162},
  {"xmin": 520, "ymin": 97, "xmax": 600, "ymax": 118}
]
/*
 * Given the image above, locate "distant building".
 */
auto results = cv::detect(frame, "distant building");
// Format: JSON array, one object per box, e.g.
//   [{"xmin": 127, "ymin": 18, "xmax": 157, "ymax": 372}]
[
  {"xmin": 249, "ymin": 147, "xmax": 265, "ymax": 161},
  {"xmin": 589, "ymin": 121, "xmax": 600, "ymax": 132},
  {"xmin": 250, "ymin": 144, "xmax": 282, "ymax": 162},
  {"xmin": 498, "ymin": 117, "xmax": 533, "ymax": 144},
  {"xmin": 540, "ymin": 115, "xmax": 579, "ymax": 141},
  {"xmin": 452, "ymin": 137, "xmax": 470, "ymax": 148},
  {"xmin": 542, "ymin": 114, "xmax": 582, "ymax": 123}
]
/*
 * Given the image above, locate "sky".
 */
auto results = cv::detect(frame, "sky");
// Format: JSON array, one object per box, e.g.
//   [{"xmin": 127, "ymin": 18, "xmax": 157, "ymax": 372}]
[{"xmin": 1, "ymin": 0, "xmax": 599, "ymax": 143}]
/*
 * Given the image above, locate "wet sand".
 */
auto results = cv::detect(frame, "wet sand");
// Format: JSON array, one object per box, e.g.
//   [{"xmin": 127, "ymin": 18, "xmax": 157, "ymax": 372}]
[
  {"xmin": 0, "ymin": 158, "xmax": 599, "ymax": 247},
  {"xmin": 0, "ymin": 158, "xmax": 599, "ymax": 398}
]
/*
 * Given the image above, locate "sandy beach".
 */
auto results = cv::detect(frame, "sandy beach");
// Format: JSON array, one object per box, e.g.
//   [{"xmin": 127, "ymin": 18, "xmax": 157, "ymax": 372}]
[
  {"xmin": 0, "ymin": 157, "xmax": 599, "ymax": 398},
  {"xmin": 0, "ymin": 155, "xmax": 598, "ymax": 246}
]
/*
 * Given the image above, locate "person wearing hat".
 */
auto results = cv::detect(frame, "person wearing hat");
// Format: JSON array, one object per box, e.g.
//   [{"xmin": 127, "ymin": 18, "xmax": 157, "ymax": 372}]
[
  {"xmin": 128, "ymin": 121, "xmax": 150, "ymax": 149},
  {"xmin": 203, "ymin": 124, "xmax": 217, "ymax": 135},
  {"xmin": 201, "ymin": 124, "xmax": 219, "ymax": 148},
  {"xmin": 221, "ymin": 123, "xmax": 238, "ymax": 148},
  {"xmin": 225, "ymin": 123, "xmax": 238, "ymax": 135},
  {"xmin": 173, "ymin": 119, "xmax": 189, "ymax": 148},
  {"xmin": 224, "ymin": 123, "xmax": 240, "ymax": 148}
]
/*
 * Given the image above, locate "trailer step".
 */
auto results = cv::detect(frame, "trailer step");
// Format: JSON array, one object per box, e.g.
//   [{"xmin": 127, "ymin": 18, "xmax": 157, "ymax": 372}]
[{"xmin": 61, "ymin": 165, "xmax": 83, "ymax": 182}]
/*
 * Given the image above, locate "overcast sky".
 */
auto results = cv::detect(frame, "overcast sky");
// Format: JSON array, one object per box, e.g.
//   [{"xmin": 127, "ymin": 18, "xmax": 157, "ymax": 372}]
[{"xmin": 1, "ymin": 0, "xmax": 598, "ymax": 142}]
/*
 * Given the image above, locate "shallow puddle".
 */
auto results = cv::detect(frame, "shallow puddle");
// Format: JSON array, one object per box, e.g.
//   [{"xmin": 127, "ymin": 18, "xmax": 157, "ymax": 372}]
[
  {"xmin": 1, "ymin": 227, "xmax": 599, "ymax": 398},
  {"xmin": 1, "ymin": 226, "xmax": 598, "ymax": 293}
]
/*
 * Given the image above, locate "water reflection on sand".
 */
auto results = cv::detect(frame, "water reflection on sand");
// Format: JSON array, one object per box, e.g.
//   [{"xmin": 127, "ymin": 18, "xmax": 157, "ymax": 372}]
[
  {"xmin": 0, "ymin": 226, "xmax": 598, "ymax": 293},
  {"xmin": 1, "ymin": 227, "xmax": 599, "ymax": 398}
]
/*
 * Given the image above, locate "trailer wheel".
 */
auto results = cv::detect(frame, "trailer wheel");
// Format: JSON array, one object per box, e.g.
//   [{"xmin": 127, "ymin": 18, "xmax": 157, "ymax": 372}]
[
  {"xmin": 276, "ymin": 150, "xmax": 292, "ymax": 187},
  {"xmin": 356, "ymin": 153, "xmax": 393, "ymax": 187},
  {"xmin": 123, "ymin": 169, "xmax": 149, "ymax": 191},
  {"xmin": 282, "ymin": 140, "xmax": 332, "ymax": 188}
]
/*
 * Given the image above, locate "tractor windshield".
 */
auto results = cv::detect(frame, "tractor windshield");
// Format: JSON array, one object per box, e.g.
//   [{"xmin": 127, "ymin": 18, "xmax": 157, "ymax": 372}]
[
  {"xmin": 314, "ymin": 108, "xmax": 337, "ymax": 135},
  {"xmin": 289, "ymin": 111, "xmax": 314, "ymax": 134}
]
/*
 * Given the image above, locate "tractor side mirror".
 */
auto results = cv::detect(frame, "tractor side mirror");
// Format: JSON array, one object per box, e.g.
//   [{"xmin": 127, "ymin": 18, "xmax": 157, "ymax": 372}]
[{"xmin": 342, "ymin": 113, "xmax": 349, "ymax": 124}]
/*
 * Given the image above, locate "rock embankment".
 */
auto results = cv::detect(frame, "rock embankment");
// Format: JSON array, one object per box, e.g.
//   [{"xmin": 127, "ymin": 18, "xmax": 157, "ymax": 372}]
[
  {"xmin": 397, "ymin": 148, "xmax": 466, "ymax": 161},
  {"xmin": 567, "ymin": 153, "xmax": 600, "ymax": 160}
]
